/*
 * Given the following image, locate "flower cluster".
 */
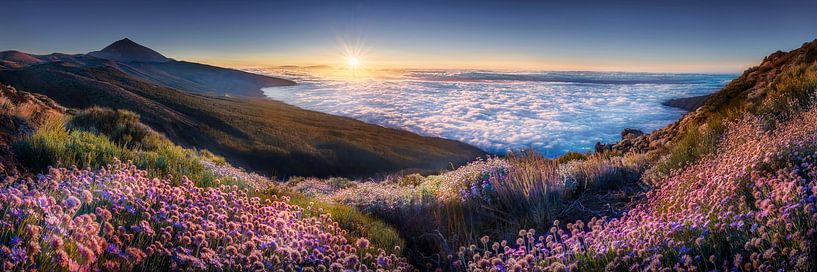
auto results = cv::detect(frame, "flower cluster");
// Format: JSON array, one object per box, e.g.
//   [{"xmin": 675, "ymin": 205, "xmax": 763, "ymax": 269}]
[
  {"xmin": 451, "ymin": 107, "xmax": 817, "ymax": 271},
  {"xmin": 200, "ymin": 159, "xmax": 274, "ymax": 190},
  {"xmin": 440, "ymin": 157, "xmax": 511, "ymax": 202},
  {"xmin": 0, "ymin": 159, "xmax": 411, "ymax": 271}
]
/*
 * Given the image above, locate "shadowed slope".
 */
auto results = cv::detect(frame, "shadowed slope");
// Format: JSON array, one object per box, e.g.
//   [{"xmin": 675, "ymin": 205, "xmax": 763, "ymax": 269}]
[{"xmin": 0, "ymin": 61, "xmax": 485, "ymax": 177}]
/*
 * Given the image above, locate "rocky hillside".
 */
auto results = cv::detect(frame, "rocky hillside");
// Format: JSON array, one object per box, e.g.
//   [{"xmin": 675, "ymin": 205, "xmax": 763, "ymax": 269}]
[
  {"xmin": 601, "ymin": 39, "xmax": 817, "ymax": 156},
  {"xmin": 0, "ymin": 85, "xmax": 66, "ymax": 174}
]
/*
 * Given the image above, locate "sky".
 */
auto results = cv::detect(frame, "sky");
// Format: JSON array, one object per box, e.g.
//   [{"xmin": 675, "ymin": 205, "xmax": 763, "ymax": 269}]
[{"xmin": 1, "ymin": 0, "xmax": 816, "ymax": 73}]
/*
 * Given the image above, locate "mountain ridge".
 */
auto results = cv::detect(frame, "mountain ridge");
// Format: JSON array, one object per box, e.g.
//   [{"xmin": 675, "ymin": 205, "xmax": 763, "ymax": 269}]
[{"xmin": 1, "ymin": 38, "xmax": 295, "ymax": 97}]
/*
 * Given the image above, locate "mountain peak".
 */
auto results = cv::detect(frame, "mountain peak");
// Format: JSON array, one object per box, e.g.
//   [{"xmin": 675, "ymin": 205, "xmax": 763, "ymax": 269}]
[{"xmin": 88, "ymin": 38, "xmax": 170, "ymax": 63}]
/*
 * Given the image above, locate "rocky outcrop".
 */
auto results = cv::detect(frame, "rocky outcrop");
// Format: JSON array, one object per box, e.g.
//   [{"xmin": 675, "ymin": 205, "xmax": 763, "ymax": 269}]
[
  {"xmin": 662, "ymin": 94, "xmax": 711, "ymax": 112},
  {"xmin": 595, "ymin": 128, "xmax": 650, "ymax": 153}
]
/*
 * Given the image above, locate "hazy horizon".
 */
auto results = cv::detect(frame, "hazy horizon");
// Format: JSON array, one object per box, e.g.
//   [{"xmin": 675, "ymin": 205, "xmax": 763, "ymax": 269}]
[{"xmin": 3, "ymin": 0, "xmax": 817, "ymax": 73}]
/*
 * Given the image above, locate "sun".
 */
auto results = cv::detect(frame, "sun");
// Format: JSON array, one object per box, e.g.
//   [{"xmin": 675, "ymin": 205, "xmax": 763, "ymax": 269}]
[
  {"xmin": 346, "ymin": 57, "xmax": 361, "ymax": 69},
  {"xmin": 337, "ymin": 36, "xmax": 369, "ymax": 72}
]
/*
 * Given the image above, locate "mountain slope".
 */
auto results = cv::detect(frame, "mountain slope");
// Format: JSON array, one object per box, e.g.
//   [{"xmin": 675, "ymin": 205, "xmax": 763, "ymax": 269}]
[
  {"xmin": 0, "ymin": 48, "xmax": 485, "ymax": 177},
  {"xmin": 115, "ymin": 60, "xmax": 295, "ymax": 97}
]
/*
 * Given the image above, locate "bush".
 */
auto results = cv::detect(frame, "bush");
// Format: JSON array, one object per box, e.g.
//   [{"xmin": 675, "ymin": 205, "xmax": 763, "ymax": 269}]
[
  {"xmin": 68, "ymin": 107, "xmax": 164, "ymax": 150},
  {"xmin": 397, "ymin": 173, "xmax": 425, "ymax": 186},
  {"xmin": 325, "ymin": 177, "xmax": 356, "ymax": 190},
  {"xmin": 261, "ymin": 188, "xmax": 406, "ymax": 256},
  {"xmin": 554, "ymin": 151, "xmax": 588, "ymax": 164}
]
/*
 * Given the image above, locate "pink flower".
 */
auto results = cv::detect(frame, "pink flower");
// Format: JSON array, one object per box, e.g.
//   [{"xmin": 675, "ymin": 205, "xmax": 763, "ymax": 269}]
[{"xmin": 356, "ymin": 238, "xmax": 369, "ymax": 249}]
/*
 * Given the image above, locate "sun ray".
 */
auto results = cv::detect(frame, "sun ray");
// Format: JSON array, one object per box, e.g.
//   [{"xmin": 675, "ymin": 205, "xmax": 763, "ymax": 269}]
[{"xmin": 336, "ymin": 35, "xmax": 370, "ymax": 72}]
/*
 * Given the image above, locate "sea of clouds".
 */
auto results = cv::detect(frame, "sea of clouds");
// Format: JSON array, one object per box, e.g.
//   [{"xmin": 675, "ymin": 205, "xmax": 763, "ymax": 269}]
[{"xmin": 257, "ymin": 69, "xmax": 735, "ymax": 156}]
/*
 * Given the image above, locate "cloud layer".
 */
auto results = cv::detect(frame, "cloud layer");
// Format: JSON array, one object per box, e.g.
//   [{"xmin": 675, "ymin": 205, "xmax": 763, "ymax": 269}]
[{"xmin": 260, "ymin": 69, "xmax": 734, "ymax": 156}]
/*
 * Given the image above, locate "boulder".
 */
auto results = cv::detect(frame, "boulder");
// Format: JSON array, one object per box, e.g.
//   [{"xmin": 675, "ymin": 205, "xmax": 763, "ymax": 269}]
[{"xmin": 621, "ymin": 128, "xmax": 645, "ymax": 140}]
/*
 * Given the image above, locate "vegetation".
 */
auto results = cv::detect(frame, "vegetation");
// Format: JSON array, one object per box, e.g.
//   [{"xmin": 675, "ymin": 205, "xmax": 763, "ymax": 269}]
[
  {"xmin": 13, "ymin": 113, "xmax": 220, "ymax": 187},
  {"xmin": 651, "ymin": 44, "xmax": 817, "ymax": 179},
  {"xmin": 277, "ymin": 40, "xmax": 817, "ymax": 269},
  {"xmin": 7, "ymin": 106, "xmax": 409, "ymax": 269},
  {"xmin": 284, "ymin": 152, "xmax": 651, "ymax": 267}
]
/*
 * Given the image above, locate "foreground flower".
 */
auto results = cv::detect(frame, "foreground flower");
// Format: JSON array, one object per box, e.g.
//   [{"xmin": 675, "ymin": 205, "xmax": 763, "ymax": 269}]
[{"xmin": 0, "ymin": 159, "xmax": 412, "ymax": 271}]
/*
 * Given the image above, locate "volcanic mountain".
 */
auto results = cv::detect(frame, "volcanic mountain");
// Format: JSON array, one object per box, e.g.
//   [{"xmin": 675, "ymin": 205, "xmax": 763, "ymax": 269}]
[
  {"xmin": 88, "ymin": 38, "xmax": 171, "ymax": 63},
  {"xmin": 0, "ymin": 39, "xmax": 485, "ymax": 177}
]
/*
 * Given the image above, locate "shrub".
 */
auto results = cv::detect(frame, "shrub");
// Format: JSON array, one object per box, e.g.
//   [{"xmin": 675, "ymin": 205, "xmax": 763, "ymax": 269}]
[
  {"xmin": 554, "ymin": 151, "xmax": 588, "ymax": 164},
  {"xmin": 397, "ymin": 173, "xmax": 425, "ymax": 187},
  {"xmin": 0, "ymin": 97, "xmax": 14, "ymax": 116},
  {"xmin": 68, "ymin": 107, "xmax": 163, "ymax": 150},
  {"xmin": 325, "ymin": 177, "xmax": 356, "ymax": 190},
  {"xmin": 267, "ymin": 189, "xmax": 406, "ymax": 256}
]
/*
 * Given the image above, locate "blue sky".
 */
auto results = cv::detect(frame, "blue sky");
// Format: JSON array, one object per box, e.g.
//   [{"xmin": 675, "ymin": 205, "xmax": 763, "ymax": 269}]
[{"xmin": 2, "ymin": 0, "xmax": 816, "ymax": 72}]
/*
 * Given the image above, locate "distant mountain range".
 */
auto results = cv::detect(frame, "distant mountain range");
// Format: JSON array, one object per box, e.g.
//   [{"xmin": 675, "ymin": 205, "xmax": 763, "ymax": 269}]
[{"xmin": 0, "ymin": 39, "xmax": 484, "ymax": 177}]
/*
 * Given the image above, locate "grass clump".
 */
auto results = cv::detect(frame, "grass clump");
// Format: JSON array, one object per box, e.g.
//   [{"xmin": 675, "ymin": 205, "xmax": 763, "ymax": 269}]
[{"xmin": 651, "ymin": 116, "xmax": 726, "ymax": 178}]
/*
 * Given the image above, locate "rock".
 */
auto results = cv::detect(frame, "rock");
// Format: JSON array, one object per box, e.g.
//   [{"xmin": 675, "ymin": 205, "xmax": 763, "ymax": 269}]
[
  {"xmin": 621, "ymin": 128, "xmax": 644, "ymax": 140},
  {"xmin": 594, "ymin": 141, "xmax": 613, "ymax": 153}
]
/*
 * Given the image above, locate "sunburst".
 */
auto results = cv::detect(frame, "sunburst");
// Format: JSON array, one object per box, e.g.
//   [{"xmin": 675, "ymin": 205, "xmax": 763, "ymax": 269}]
[{"xmin": 337, "ymin": 36, "xmax": 369, "ymax": 71}]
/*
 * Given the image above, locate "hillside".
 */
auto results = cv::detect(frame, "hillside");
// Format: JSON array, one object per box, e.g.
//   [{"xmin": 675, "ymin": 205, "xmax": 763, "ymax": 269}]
[
  {"xmin": 601, "ymin": 39, "xmax": 817, "ymax": 159},
  {"xmin": 0, "ymin": 85, "xmax": 66, "ymax": 174},
  {"xmin": 276, "ymin": 39, "xmax": 817, "ymax": 269},
  {"xmin": 0, "ymin": 90, "xmax": 414, "ymax": 270},
  {"xmin": 0, "ymin": 40, "xmax": 485, "ymax": 177}
]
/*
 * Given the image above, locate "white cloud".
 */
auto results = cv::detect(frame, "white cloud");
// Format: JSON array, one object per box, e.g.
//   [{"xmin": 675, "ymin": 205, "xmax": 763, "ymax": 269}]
[{"xmin": 260, "ymin": 70, "xmax": 733, "ymax": 156}]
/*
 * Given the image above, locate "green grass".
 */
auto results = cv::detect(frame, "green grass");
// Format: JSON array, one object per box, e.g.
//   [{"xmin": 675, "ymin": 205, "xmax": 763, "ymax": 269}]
[
  {"xmin": 652, "ymin": 115, "xmax": 726, "ymax": 177},
  {"xmin": 13, "ymin": 112, "xmax": 219, "ymax": 187},
  {"xmin": 68, "ymin": 107, "xmax": 163, "ymax": 150}
]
